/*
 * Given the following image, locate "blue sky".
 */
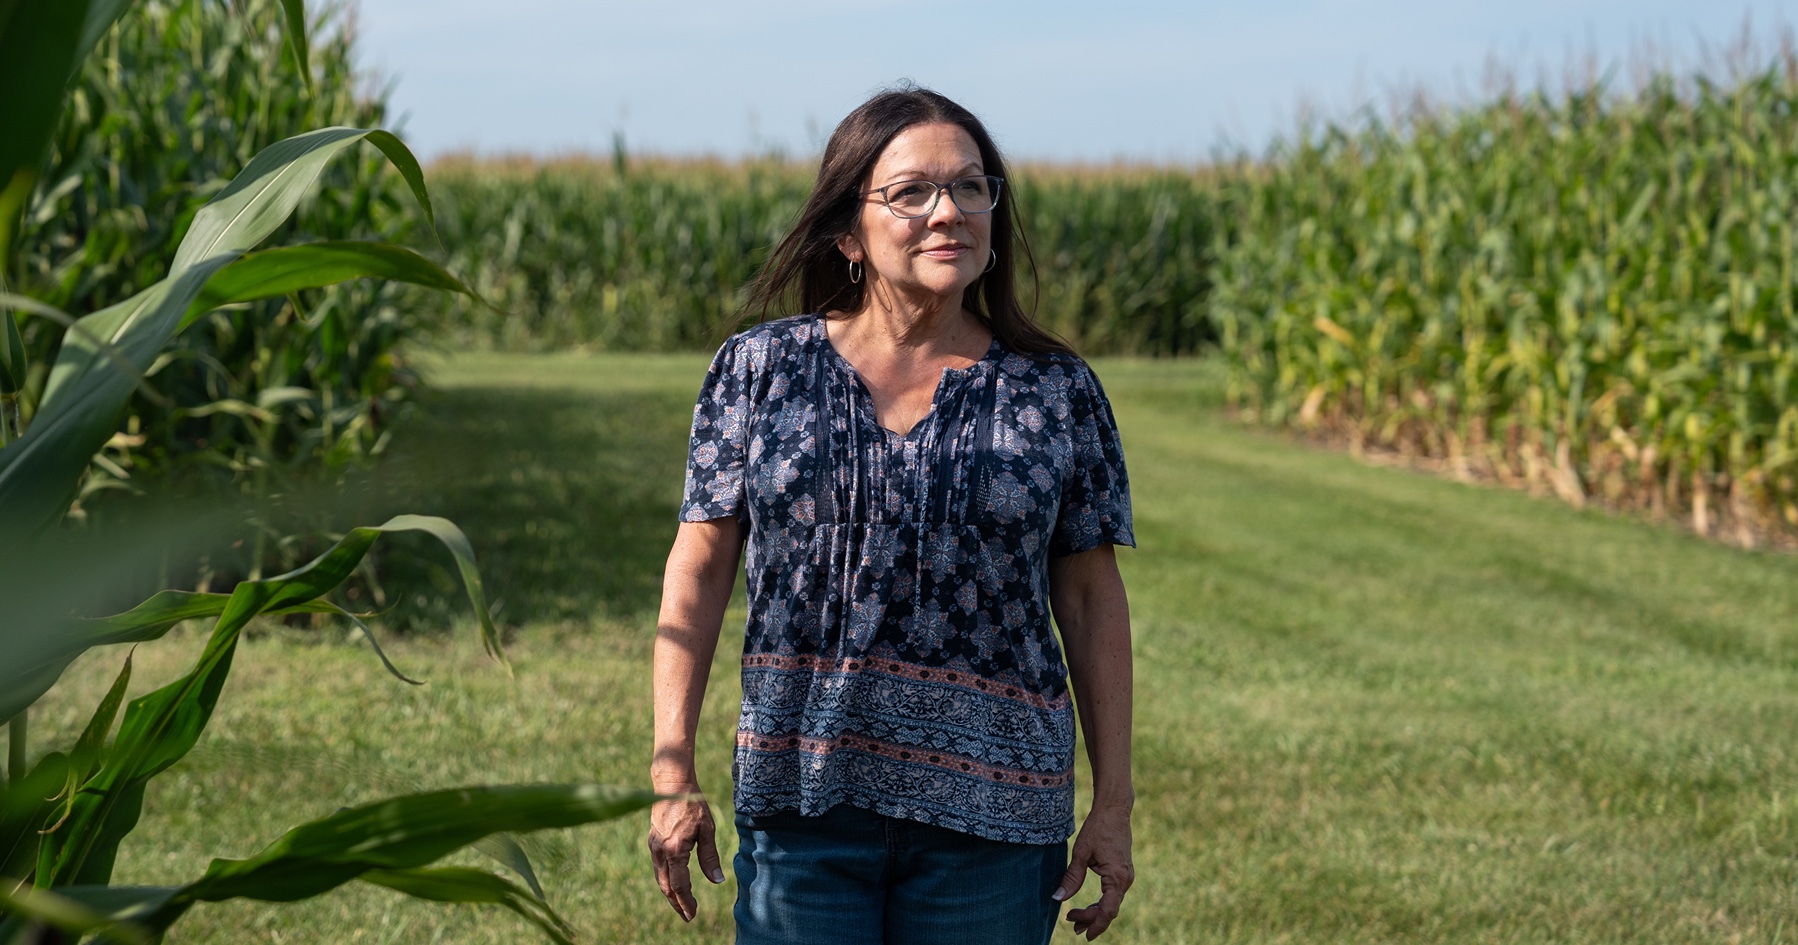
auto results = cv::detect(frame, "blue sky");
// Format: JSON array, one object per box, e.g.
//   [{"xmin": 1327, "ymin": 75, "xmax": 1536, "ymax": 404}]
[{"xmin": 351, "ymin": 0, "xmax": 1798, "ymax": 162}]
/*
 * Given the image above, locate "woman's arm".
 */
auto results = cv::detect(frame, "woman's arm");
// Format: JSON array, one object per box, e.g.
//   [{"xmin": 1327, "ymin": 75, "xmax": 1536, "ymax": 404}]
[
  {"xmin": 1048, "ymin": 542, "xmax": 1135, "ymax": 941},
  {"xmin": 648, "ymin": 517, "xmax": 743, "ymax": 922}
]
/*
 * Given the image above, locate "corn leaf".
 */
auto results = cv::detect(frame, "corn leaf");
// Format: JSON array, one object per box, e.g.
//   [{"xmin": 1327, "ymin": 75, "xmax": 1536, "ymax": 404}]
[
  {"xmin": 472, "ymin": 833, "xmax": 546, "ymax": 900},
  {"xmin": 276, "ymin": 0, "xmax": 310, "ymax": 91},
  {"xmin": 0, "ymin": 0, "xmax": 91, "ymax": 264},
  {"xmin": 34, "ymin": 516, "xmax": 502, "ymax": 888},
  {"xmin": 0, "ymin": 885, "xmax": 180, "ymax": 945},
  {"xmin": 306, "ymin": 598, "xmax": 424, "ymax": 686},
  {"xmin": 165, "ymin": 127, "xmax": 427, "ymax": 275},
  {"xmin": 182, "ymin": 784, "xmax": 657, "ymax": 904},
  {"xmin": 0, "ymin": 587, "xmax": 335, "ymax": 729},
  {"xmin": 0, "ymin": 880, "xmax": 152, "ymax": 945},
  {"xmin": 0, "ymin": 754, "xmax": 69, "ymax": 879},
  {"xmin": 47, "ymin": 656, "xmax": 137, "ymax": 835},
  {"xmin": 182, "ymin": 241, "xmax": 486, "ymax": 330},
  {"xmin": 361, "ymin": 866, "xmax": 574, "ymax": 944},
  {"xmin": 0, "ymin": 126, "xmax": 436, "ymax": 542},
  {"xmin": 74, "ymin": 0, "xmax": 134, "ymax": 74},
  {"xmin": 0, "ymin": 309, "xmax": 23, "ymax": 395},
  {"xmin": 0, "ymin": 291, "xmax": 167, "ymax": 406},
  {"xmin": 17, "ymin": 785, "xmax": 653, "ymax": 942}
]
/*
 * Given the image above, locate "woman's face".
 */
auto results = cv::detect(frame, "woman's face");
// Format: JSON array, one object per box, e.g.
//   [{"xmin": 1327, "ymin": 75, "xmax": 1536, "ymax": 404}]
[{"xmin": 840, "ymin": 121, "xmax": 992, "ymax": 312}]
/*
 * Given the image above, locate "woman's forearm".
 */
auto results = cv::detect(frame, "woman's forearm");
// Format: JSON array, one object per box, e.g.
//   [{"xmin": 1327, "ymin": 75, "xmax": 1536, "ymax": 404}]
[
  {"xmin": 652, "ymin": 631, "xmax": 715, "ymax": 789},
  {"xmin": 1050, "ymin": 544, "xmax": 1135, "ymax": 811},
  {"xmin": 652, "ymin": 518, "xmax": 744, "ymax": 791}
]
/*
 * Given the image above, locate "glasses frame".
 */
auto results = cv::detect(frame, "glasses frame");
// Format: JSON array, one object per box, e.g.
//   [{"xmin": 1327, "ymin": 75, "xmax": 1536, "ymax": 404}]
[{"xmin": 861, "ymin": 175, "xmax": 1006, "ymax": 220}]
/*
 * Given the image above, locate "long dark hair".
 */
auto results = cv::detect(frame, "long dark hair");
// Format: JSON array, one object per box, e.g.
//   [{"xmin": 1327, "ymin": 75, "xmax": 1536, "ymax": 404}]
[{"xmin": 741, "ymin": 85, "xmax": 1073, "ymax": 357}]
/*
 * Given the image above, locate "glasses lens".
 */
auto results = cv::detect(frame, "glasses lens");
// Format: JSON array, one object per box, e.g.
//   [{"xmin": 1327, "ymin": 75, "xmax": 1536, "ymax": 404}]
[
  {"xmin": 884, "ymin": 181, "xmax": 939, "ymax": 217},
  {"xmin": 949, "ymin": 176, "xmax": 998, "ymax": 213}
]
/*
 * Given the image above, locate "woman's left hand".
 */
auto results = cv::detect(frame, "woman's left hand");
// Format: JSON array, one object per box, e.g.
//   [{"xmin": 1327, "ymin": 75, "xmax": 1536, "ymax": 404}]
[
  {"xmin": 1049, "ymin": 544, "xmax": 1135, "ymax": 940},
  {"xmin": 1053, "ymin": 803, "xmax": 1134, "ymax": 940}
]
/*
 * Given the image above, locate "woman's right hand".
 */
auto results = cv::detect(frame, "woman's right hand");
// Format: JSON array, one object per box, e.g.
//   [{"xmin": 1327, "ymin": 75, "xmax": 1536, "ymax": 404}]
[
  {"xmin": 650, "ymin": 520, "xmax": 741, "ymax": 922},
  {"xmin": 648, "ymin": 790, "xmax": 725, "ymax": 922}
]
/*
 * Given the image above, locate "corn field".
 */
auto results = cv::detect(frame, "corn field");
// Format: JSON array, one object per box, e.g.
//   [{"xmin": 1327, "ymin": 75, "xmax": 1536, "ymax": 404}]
[
  {"xmin": 1208, "ymin": 56, "xmax": 1798, "ymax": 546},
  {"xmin": 423, "ymin": 155, "xmax": 811, "ymax": 351},
  {"xmin": 14, "ymin": 0, "xmax": 418, "ymax": 523},
  {"xmin": 420, "ymin": 157, "xmax": 1220, "ymax": 356}
]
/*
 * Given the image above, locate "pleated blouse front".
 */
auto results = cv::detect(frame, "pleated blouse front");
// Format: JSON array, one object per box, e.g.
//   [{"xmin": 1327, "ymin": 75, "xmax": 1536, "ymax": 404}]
[{"xmin": 679, "ymin": 313, "xmax": 1132, "ymax": 845}]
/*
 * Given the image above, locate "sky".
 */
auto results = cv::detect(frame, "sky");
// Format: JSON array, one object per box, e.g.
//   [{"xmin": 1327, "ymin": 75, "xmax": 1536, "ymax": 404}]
[{"xmin": 349, "ymin": 0, "xmax": 1798, "ymax": 163}]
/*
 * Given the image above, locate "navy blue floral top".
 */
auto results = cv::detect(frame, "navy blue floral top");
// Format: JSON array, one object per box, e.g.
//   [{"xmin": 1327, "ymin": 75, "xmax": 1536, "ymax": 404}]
[{"xmin": 680, "ymin": 313, "xmax": 1133, "ymax": 844}]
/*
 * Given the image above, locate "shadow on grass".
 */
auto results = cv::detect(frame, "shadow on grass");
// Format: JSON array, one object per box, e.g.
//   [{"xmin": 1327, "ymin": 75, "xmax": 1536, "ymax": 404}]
[{"xmin": 353, "ymin": 381, "xmax": 694, "ymax": 631}]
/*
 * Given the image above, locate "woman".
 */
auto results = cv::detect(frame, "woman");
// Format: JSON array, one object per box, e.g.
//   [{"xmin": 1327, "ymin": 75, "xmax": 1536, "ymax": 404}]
[{"xmin": 649, "ymin": 86, "xmax": 1135, "ymax": 944}]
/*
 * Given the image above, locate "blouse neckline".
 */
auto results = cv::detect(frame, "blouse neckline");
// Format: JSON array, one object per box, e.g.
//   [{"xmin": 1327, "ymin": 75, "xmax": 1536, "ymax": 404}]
[
  {"xmin": 812, "ymin": 311, "xmax": 1003, "ymax": 379},
  {"xmin": 812, "ymin": 313, "xmax": 1001, "ymax": 440}
]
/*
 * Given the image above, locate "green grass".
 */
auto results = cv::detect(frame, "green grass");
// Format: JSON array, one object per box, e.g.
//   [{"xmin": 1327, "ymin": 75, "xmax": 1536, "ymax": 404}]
[{"xmin": 31, "ymin": 352, "xmax": 1798, "ymax": 944}]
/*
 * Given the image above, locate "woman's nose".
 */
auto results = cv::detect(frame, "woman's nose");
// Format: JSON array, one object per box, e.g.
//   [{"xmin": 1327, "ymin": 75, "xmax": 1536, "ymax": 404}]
[{"xmin": 926, "ymin": 187, "xmax": 965, "ymax": 226}]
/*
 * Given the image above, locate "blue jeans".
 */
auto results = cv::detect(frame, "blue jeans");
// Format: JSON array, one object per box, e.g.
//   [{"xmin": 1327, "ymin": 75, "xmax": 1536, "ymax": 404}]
[{"xmin": 733, "ymin": 804, "xmax": 1066, "ymax": 945}]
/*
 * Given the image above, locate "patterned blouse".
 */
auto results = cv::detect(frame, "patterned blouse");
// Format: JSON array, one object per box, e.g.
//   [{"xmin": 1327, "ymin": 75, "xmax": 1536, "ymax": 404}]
[{"xmin": 680, "ymin": 313, "xmax": 1133, "ymax": 845}]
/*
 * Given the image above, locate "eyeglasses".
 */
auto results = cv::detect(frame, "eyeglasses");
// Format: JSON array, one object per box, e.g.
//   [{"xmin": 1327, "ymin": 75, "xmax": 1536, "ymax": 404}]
[{"xmin": 862, "ymin": 175, "xmax": 1005, "ymax": 219}]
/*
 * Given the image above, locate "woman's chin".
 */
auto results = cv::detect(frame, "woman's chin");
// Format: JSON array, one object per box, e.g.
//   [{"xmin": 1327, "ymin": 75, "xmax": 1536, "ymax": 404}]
[{"xmin": 928, "ymin": 267, "xmax": 984, "ymax": 298}]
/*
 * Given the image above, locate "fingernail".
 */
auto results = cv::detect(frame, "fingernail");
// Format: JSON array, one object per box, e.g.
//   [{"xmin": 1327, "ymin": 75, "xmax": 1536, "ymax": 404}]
[
  {"xmin": 709, "ymin": 868, "xmax": 725, "ymax": 883},
  {"xmin": 1051, "ymin": 889, "xmax": 1067, "ymax": 901}
]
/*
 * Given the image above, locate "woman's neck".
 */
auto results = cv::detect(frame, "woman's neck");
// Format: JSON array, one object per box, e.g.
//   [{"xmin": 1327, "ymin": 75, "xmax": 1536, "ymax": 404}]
[{"xmin": 840, "ymin": 284, "xmax": 980, "ymax": 359}]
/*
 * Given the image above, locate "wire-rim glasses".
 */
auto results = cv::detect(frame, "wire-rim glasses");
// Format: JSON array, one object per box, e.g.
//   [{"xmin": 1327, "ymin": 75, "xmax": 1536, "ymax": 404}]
[{"xmin": 862, "ymin": 175, "xmax": 1005, "ymax": 219}]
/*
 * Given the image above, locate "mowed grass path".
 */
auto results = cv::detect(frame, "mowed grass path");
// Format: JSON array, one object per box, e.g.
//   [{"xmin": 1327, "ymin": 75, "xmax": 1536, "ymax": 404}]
[{"xmin": 33, "ymin": 352, "xmax": 1798, "ymax": 944}]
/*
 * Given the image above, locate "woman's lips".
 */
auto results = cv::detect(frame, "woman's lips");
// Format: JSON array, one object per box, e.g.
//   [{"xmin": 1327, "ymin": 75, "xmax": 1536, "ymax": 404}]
[{"xmin": 919, "ymin": 244, "xmax": 969, "ymax": 259}]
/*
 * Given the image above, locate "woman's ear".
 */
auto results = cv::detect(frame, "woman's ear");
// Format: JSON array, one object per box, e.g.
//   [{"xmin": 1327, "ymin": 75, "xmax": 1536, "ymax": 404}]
[{"xmin": 835, "ymin": 233, "xmax": 862, "ymax": 263}]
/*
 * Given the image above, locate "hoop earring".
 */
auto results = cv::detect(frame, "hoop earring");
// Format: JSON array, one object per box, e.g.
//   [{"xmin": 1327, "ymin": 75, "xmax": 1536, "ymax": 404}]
[
  {"xmin": 984, "ymin": 249, "xmax": 997, "ymax": 273},
  {"xmin": 849, "ymin": 260, "xmax": 863, "ymax": 284}
]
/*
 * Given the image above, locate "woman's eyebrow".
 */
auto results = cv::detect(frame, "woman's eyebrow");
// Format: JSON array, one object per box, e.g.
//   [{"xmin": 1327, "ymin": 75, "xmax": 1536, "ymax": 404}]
[{"xmin": 881, "ymin": 163, "xmax": 984, "ymax": 181}]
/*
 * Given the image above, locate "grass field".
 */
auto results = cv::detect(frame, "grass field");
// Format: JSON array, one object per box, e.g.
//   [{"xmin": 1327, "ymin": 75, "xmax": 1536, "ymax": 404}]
[{"xmin": 30, "ymin": 351, "xmax": 1798, "ymax": 944}]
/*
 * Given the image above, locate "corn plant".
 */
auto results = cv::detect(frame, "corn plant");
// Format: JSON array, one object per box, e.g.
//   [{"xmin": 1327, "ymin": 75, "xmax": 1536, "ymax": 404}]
[
  {"xmin": 0, "ymin": 3, "xmax": 653, "ymax": 942},
  {"xmin": 13, "ymin": 0, "xmax": 433, "ymax": 583},
  {"xmin": 1208, "ymin": 52, "xmax": 1798, "ymax": 546}
]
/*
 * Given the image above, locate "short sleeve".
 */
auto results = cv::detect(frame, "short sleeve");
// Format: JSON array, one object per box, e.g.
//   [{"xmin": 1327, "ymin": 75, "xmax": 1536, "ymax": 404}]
[
  {"xmin": 1049, "ymin": 363, "xmax": 1135, "ymax": 557},
  {"xmin": 679, "ymin": 336, "xmax": 753, "ymax": 523}
]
